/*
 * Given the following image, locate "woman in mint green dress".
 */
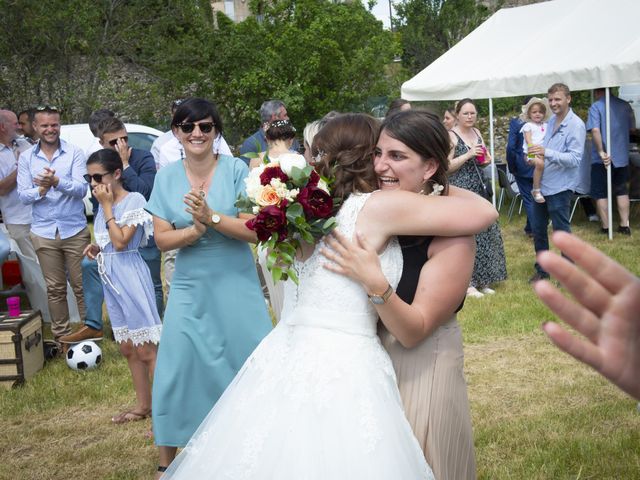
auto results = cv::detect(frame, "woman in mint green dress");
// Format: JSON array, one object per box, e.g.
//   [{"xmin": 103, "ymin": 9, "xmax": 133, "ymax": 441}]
[{"xmin": 146, "ymin": 98, "xmax": 272, "ymax": 476}]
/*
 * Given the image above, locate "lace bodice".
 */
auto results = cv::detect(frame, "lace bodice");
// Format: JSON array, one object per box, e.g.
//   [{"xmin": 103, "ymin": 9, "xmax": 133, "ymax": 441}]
[{"xmin": 281, "ymin": 192, "xmax": 403, "ymax": 336}]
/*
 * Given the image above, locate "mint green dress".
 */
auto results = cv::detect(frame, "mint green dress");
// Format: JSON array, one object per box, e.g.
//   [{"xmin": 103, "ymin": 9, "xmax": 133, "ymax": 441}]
[{"xmin": 147, "ymin": 155, "xmax": 272, "ymax": 447}]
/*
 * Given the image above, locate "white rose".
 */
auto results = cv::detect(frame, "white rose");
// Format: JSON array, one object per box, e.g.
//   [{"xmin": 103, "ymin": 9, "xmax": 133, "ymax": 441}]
[{"xmin": 278, "ymin": 153, "xmax": 307, "ymax": 176}]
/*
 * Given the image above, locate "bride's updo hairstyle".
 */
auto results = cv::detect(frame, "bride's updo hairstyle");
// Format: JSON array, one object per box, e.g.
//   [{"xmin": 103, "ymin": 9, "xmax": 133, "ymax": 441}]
[
  {"xmin": 265, "ymin": 119, "xmax": 296, "ymax": 143},
  {"xmin": 312, "ymin": 113, "xmax": 379, "ymax": 205},
  {"xmin": 380, "ymin": 110, "xmax": 451, "ymax": 195}
]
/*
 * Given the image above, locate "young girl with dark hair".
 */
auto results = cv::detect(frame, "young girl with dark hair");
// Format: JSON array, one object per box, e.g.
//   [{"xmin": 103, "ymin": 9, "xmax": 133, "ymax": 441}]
[{"xmin": 83, "ymin": 148, "xmax": 161, "ymax": 424}]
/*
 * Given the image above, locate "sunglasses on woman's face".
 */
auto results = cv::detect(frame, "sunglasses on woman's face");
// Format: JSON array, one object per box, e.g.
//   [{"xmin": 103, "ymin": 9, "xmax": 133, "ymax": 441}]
[
  {"xmin": 176, "ymin": 122, "xmax": 215, "ymax": 134},
  {"xmin": 83, "ymin": 172, "xmax": 111, "ymax": 183}
]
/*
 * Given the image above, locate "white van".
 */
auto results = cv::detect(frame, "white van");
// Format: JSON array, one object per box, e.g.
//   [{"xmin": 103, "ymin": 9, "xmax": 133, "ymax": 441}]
[
  {"xmin": 619, "ymin": 84, "xmax": 640, "ymax": 129},
  {"xmin": 60, "ymin": 123, "xmax": 163, "ymax": 216}
]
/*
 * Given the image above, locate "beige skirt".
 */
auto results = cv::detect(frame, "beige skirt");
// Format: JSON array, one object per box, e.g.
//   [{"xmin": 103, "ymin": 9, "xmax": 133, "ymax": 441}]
[{"xmin": 379, "ymin": 316, "xmax": 476, "ymax": 480}]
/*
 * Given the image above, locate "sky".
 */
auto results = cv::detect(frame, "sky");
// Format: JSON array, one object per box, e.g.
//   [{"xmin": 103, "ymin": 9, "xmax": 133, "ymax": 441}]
[{"xmin": 370, "ymin": 0, "xmax": 396, "ymax": 30}]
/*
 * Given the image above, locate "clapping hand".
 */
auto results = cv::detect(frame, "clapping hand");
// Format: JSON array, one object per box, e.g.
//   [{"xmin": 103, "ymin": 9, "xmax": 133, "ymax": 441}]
[
  {"xmin": 534, "ymin": 231, "xmax": 640, "ymax": 400},
  {"xmin": 184, "ymin": 189, "xmax": 209, "ymax": 234},
  {"xmin": 83, "ymin": 244, "xmax": 101, "ymax": 260},
  {"xmin": 35, "ymin": 166, "xmax": 56, "ymax": 187},
  {"xmin": 93, "ymin": 183, "xmax": 114, "ymax": 206}
]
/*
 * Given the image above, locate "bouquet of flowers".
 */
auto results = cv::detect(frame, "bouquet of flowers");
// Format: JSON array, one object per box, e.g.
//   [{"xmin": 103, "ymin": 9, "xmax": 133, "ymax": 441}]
[{"xmin": 236, "ymin": 153, "xmax": 338, "ymax": 283}]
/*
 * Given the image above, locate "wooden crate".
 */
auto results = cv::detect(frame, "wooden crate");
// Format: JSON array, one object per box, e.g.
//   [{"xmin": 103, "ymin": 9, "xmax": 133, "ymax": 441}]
[{"xmin": 0, "ymin": 310, "xmax": 44, "ymax": 388}]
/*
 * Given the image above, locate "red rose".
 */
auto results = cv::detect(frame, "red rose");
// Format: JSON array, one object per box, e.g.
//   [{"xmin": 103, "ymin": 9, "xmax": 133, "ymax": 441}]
[
  {"xmin": 260, "ymin": 165, "xmax": 289, "ymax": 186},
  {"xmin": 245, "ymin": 205, "xmax": 288, "ymax": 241},
  {"xmin": 308, "ymin": 169, "xmax": 320, "ymax": 186},
  {"xmin": 297, "ymin": 185, "xmax": 333, "ymax": 219}
]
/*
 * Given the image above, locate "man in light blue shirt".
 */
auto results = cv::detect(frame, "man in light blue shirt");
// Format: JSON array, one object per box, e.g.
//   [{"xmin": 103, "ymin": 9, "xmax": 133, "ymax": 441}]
[
  {"xmin": 587, "ymin": 88, "xmax": 635, "ymax": 235},
  {"xmin": 528, "ymin": 83, "xmax": 586, "ymax": 282},
  {"xmin": 17, "ymin": 106, "xmax": 90, "ymax": 342}
]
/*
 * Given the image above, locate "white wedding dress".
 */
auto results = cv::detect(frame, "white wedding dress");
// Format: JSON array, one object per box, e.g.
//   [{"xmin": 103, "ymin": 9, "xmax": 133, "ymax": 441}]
[{"xmin": 163, "ymin": 193, "xmax": 434, "ymax": 480}]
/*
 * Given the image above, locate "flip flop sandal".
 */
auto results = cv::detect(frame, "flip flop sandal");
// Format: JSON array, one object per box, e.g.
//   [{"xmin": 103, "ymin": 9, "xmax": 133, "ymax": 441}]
[{"xmin": 111, "ymin": 410, "xmax": 151, "ymax": 424}]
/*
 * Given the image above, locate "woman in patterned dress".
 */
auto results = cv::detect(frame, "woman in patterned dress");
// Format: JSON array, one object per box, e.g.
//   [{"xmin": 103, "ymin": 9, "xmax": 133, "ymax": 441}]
[{"xmin": 448, "ymin": 98, "xmax": 507, "ymax": 298}]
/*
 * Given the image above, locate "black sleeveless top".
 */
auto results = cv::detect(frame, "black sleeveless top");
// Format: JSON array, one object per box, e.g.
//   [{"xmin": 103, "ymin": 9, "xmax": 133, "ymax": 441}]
[{"xmin": 396, "ymin": 235, "xmax": 465, "ymax": 312}]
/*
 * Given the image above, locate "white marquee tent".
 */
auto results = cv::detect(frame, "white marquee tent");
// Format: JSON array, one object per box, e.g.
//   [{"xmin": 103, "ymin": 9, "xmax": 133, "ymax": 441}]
[
  {"xmin": 401, "ymin": 0, "xmax": 640, "ymax": 237},
  {"xmin": 401, "ymin": 0, "xmax": 640, "ymax": 101}
]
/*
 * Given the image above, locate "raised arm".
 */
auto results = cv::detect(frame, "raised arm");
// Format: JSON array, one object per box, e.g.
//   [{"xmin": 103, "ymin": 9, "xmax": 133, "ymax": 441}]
[
  {"xmin": 356, "ymin": 189, "xmax": 497, "ymax": 253},
  {"xmin": 323, "ymin": 231, "xmax": 474, "ymax": 348}
]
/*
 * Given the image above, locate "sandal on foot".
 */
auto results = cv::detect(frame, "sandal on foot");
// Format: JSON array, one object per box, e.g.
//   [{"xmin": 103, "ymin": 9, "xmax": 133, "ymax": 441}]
[
  {"xmin": 156, "ymin": 466, "xmax": 168, "ymax": 480},
  {"xmin": 111, "ymin": 409, "xmax": 151, "ymax": 424}
]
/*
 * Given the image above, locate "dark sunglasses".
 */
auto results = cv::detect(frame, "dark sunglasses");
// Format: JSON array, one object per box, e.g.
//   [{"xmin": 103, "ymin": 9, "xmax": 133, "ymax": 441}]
[
  {"xmin": 83, "ymin": 172, "xmax": 111, "ymax": 183},
  {"xmin": 177, "ymin": 122, "xmax": 215, "ymax": 134},
  {"xmin": 108, "ymin": 136, "xmax": 128, "ymax": 147},
  {"xmin": 35, "ymin": 105, "xmax": 59, "ymax": 112}
]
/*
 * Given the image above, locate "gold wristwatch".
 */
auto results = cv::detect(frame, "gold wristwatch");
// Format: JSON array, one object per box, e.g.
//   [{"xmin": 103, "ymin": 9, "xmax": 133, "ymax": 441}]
[{"xmin": 368, "ymin": 284, "xmax": 394, "ymax": 305}]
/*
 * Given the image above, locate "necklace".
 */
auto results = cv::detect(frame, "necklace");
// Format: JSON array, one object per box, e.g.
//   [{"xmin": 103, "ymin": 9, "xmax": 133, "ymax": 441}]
[{"xmin": 184, "ymin": 154, "xmax": 218, "ymax": 198}]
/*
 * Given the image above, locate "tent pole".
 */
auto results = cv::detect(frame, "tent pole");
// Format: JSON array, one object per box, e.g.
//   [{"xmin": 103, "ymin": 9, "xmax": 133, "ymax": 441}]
[
  {"xmin": 489, "ymin": 98, "xmax": 496, "ymax": 208},
  {"xmin": 605, "ymin": 87, "xmax": 612, "ymax": 240}
]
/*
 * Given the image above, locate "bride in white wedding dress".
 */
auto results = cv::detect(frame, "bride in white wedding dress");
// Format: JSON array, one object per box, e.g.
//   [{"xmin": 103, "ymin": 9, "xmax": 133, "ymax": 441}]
[{"xmin": 161, "ymin": 113, "xmax": 497, "ymax": 479}]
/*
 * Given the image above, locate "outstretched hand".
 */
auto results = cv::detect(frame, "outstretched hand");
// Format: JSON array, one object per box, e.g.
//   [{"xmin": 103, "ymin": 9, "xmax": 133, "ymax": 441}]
[
  {"xmin": 321, "ymin": 230, "xmax": 388, "ymax": 295},
  {"xmin": 533, "ymin": 231, "xmax": 640, "ymax": 400}
]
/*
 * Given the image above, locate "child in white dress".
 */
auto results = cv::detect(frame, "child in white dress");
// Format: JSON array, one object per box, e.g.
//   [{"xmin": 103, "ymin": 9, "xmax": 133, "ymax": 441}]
[
  {"xmin": 84, "ymin": 149, "xmax": 162, "ymax": 424},
  {"xmin": 520, "ymin": 97, "xmax": 549, "ymax": 203}
]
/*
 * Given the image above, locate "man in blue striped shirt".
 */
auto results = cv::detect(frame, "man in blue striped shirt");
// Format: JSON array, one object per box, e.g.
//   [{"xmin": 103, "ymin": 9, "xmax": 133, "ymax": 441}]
[
  {"xmin": 17, "ymin": 106, "xmax": 91, "ymax": 343},
  {"xmin": 528, "ymin": 83, "xmax": 586, "ymax": 282}
]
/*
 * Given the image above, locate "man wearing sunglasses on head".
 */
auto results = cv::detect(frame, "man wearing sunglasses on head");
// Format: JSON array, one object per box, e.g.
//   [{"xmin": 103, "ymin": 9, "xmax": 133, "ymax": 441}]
[
  {"xmin": 17, "ymin": 106, "xmax": 91, "ymax": 347},
  {"xmin": 60, "ymin": 116, "xmax": 162, "ymax": 346}
]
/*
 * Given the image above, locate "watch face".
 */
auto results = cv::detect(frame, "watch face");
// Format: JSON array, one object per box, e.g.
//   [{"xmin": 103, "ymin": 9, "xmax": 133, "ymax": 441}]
[
  {"xmin": 370, "ymin": 296, "xmax": 384, "ymax": 305},
  {"xmin": 211, "ymin": 214, "xmax": 221, "ymax": 224}
]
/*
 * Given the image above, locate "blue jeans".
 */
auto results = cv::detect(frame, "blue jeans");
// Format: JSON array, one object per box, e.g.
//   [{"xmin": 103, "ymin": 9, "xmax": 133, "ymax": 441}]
[
  {"xmin": 532, "ymin": 190, "xmax": 573, "ymax": 274},
  {"xmin": 0, "ymin": 230, "xmax": 11, "ymax": 264},
  {"xmin": 514, "ymin": 175, "xmax": 534, "ymax": 234},
  {"xmin": 83, "ymin": 242, "xmax": 164, "ymax": 331}
]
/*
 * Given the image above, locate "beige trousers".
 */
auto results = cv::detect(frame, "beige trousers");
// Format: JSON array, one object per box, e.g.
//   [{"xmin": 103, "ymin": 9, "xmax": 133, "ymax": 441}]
[
  {"xmin": 30, "ymin": 227, "xmax": 91, "ymax": 340},
  {"xmin": 6, "ymin": 224, "xmax": 37, "ymax": 261},
  {"xmin": 380, "ymin": 316, "xmax": 477, "ymax": 480}
]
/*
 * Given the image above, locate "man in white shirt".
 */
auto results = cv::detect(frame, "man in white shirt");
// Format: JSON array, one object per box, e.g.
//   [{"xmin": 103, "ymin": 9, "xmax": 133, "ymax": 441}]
[{"xmin": 0, "ymin": 109, "xmax": 36, "ymax": 260}]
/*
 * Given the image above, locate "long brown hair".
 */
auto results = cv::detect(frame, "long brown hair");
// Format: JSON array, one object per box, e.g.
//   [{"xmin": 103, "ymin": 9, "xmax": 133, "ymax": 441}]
[{"xmin": 312, "ymin": 113, "xmax": 379, "ymax": 206}]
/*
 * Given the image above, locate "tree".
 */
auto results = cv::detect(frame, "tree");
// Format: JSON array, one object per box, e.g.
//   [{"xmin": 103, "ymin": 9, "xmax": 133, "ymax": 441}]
[
  {"xmin": 206, "ymin": 0, "xmax": 398, "ymax": 143},
  {"xmin": 0, "ymin": 0, "xmax": 398, "ymax": 142},
  {"xmin": 393, "ymin": 0, "xmax": 491, "ymax": 75}
]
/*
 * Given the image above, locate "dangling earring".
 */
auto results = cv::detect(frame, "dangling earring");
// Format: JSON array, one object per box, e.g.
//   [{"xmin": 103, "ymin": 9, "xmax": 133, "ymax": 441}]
[{"xmin": 422, "ymin": 179, "xmax": 444, "ymax": 196}]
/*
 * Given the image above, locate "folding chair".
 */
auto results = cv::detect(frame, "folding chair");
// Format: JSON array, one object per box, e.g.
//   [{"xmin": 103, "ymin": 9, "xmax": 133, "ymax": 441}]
[{"xmin": 497, "ymin": 168, "xmax": 521, "ymax": 222}]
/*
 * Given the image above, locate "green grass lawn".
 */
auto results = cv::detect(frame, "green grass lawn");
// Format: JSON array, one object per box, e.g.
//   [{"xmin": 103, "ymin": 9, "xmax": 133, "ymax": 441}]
[{"xmin": 0, "ymin": 204, "xmax": 638, "ymax": 479}]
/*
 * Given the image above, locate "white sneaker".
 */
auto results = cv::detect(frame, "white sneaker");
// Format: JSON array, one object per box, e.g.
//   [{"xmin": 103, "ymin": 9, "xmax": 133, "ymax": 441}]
[
  {"xmin": 588, "ymin": 214, "xmax": 600, "ymax": 222},
  {"xmin": 466, "ymin": 287, "xmax": 484, "ymax": 298},
  {"xmin": 480, "ymin": 287, "xmax": 496, "ymax": 295}
]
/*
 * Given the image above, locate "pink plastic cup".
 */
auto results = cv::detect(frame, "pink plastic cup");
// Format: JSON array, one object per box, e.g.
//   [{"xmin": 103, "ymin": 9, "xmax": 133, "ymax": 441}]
[
  {"xmin": 475, "ymin": 146, "xmax": 487, "ymax": 165},
  {"xmin": 7, "ymin": 296, "xmax": 21, "ymax": 317}
]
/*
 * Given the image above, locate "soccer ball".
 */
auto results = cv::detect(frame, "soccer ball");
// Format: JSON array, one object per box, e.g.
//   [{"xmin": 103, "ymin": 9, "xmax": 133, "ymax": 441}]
[{"xmin": 66, "ymin": 341, "xmax": 102, "ymax": 371}]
